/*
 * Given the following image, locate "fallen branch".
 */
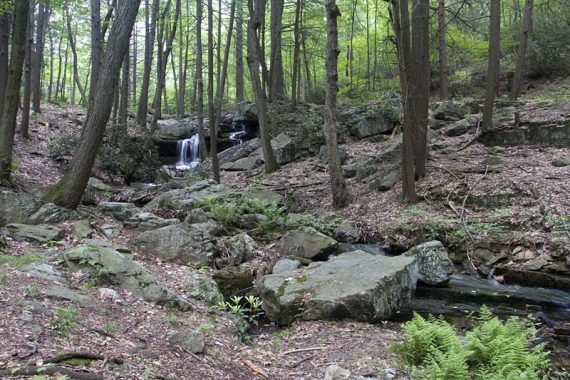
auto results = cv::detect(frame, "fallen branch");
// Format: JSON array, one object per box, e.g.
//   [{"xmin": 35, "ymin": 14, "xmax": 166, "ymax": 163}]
[
  {"xmin": 243, "ymin": 359, "xmax": 269, "ymax": 379},
  {"xmin": 289, "ymin": 355, "xmax": 315, "ymax": 368},
  {"xmin": 281, "ymin": 346, "xmax": 328, "ymax": 355},
  {"xmin": 260, "ymin": 181, "xmax": 327, "ymax": 192},
  {"xmin": 43, "ymin": 351, "xmax": 123, "ymax": 365},
  {"xmin": 0, "ymin": 365, "xmax": 104, "ymax": 380}
]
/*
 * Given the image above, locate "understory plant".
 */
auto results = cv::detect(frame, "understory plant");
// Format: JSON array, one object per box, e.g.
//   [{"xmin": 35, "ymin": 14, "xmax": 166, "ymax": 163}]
[
  {"xmin": 216, "ymin": 295, "xmax": 263, "ymax": 343},
  {"xmin": 391, "ymin": 307, "xmax": 549, "ymax": 380}
]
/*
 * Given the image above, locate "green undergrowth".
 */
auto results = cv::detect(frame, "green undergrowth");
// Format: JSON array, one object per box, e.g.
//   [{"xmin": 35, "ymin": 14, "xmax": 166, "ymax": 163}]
[
  {"xmin": 391, "ymin": 307, "xmax": 550, "ymax": 380},
  {"xmin": 0, "ymin": 252, "xmax": 44, "ymax": 268}
]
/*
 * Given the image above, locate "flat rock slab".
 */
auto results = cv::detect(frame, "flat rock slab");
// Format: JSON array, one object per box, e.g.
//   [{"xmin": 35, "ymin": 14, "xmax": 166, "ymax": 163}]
[
  {"xmin": 2, "ymin": 223, "xmax": 64, "ymax": 243},
  {"xmin": 257, "ymin": 250, "xmax": 418, "ymax": 324},
  {"xmin": 280, "ymin": 226, "xmax": 338, "ymax": 260}
]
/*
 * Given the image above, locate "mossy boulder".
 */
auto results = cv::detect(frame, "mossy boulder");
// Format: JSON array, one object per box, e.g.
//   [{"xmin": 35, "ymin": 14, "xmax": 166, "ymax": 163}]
[{"xmin": 280, "ymin": 226, "xmax": 338, "ymax": 260}]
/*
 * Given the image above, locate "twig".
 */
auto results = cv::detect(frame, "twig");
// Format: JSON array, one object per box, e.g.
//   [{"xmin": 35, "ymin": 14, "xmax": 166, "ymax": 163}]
[
  {"xmin": 281, "ymin": 347, "xmax": 328, "ymax": 355},
  {"xmin": 260, "ymin": 181, "xmax": 326, "ymax": 191},
  {"xmin": 243, "ymin": 359, "xmax": 269, "ymax": 379},
  {"xmin": 289, "ymin": 355, "xmax": 315, "ymax": 368}
]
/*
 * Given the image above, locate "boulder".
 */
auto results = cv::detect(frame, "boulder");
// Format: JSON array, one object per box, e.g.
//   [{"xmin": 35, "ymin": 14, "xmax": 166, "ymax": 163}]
[
  {"xmin": 62, "ymin": 242, "xmax": 190, "ymax": 310},
  {"xmin": 257, "ymin": 251, "xmax": 418, "ymax": 324},
  {"xmin": 168, "ymin": 331, "xmax": 205, "ymax": 354},
  {"xmin": 212, "ymin": 266, "xmax": 254, "ymax": 299},
  {"xmin": 98, "ymin": 202, "xmax": 140, "ymax": 221},
  {"xmin": 433, "ymin": 101, "xmax": 468, "ymax": 121},
  {"xmin": 403, "ymin": 240, "xmax": 454, "ymax": 286},
  {"xmin": 333, "ymin": 220, "xmax": 360, "ymax": 243},
  {"xmin": 352, "ymin": 117, "xmax": 394, "ymax": 139},
  {"xmin": 156, "ymin": 118, "xmax": 195, "ymax": 140},
  {"xmin": 272, "ymin": 258, "xmax": 301, "ymax": 274},
  {"xmin": 324, "ymin": 365, "xmax": 351, "ymax": 380},
  {"xmin": 217, "ymin": 137, "xmax": 262, "ymax": 165},
  {"xmin": 233, "ymin": 101, "xmax": 259, "ymax": 123},
  {"xmin": 72, "ymin": 219, "xmax": 93, "ymax": 239},
  {"xmin": 28, "ymin": 203, "xmax": 79, "ymax": 224},
  {"xmin": 184, "ymin": 209, "xmax": 213, "ymax": 224},
  {"xmin": 446, "ymin": 116, "xmax": 478, "ymax": 137},
  {"xmin": 124, "ymin": 211, "xmax": 180, "ymax": 231},
  {"xmin": 87, "ymin": 177, "xmax": 117, "ymax": 194},
  {"xmin": 2, "ymin": 223, "xmax": 64, "ymax": 243},
  {"xmin": 369, "ymin": 169, "xmax": 401, "ymax": 192},
  {"xmin": 319, "ymin": 145, "xmax": 349, "ymax": 165},
  {"xmin": 220, "ymin": 156, "xmax": 263, "ymax": 171},
  {"xmin": 281, "ymin": 227, "xmax": 338, "ymax": 260},
  {"xmin": 0, "ymin": 190, "xmax": 40, "ymax": 226},
  {"xmin": 216, "ymin": 233, "xmax": 258, "ymax": 268},
  {"xmin": 144, "ymin": 180, "xmax": 231, "ymax": 212},
  {"xmin": 21, "ymin": 263, "xmax": 68, "ymax": 285},
  {"xmin": 552, "ymin": 158, "xmax": 570, "ymax": 167},
  {"xmin": 135, "ymin": 224, "xmax": 217, "ymax": 268},
  {"xmin": 185, "ymin": 269, "xmax": 224, "ymax": 305},
  {"xmin": 45, "ymin": 285, "xmax": 94, "ymax": 307}
]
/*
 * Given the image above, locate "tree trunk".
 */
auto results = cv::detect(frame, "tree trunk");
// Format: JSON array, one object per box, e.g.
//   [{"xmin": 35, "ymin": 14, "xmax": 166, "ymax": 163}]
[
  {"xmin": 132, "ymin": 30, "xmax": 137, "ymax": 104},
  {"xmin": 324, "ymin": 0, "xmax": 349, "ymax": 208},
  {"xmin": 509, "ymin": 0, "xmax": 532, "ymax": 101},
  {"xmin": 214, "ymin": 0, "xmax": 236, "ymax": 130},
  {"xmin": 411, "ymin": 0, "xmax": 429, "ymax": 179},
  {"xmin": 0, "ymin": 0, "xmax": 29, "ymax": 183},
  {"xmin": 66, "ymin": 6, "xmax": 86, "ymax": 105},
  {"xmin": 43, "ymin": 0, "xmax": 141, "ymax": 209},
  {"xmin": 366, "ymin": 0, "xmax": 370, "ymax": 90},
  {"xmin": 0, "ymin": 13, "xmax": 11, "ymax": 121},
  {"xmin": 269, "ymin": 0, "xmax": 285, "ymax": 101},
  {"xmin": 372, "ymin": 0, "xmax": 378, "ymax": 90},
  {"xmin": 21, "ymin": 3, "xmax": 34, "ymax": 139},
  {"xmin": 349, "ymin": 0, "xmax": 357, "ymax": 92},
  {"xmin": 61, "ymin": 39, "xmax": 68, "ymax": 101},
  {"xmin": 482, "ymin": 0, "xmax": 501, "ymax": 134},
  {"xmin": 247, "ymin": 0, "xmax": 279, "ymax": 174},
  {"xmin": 136, "ymin": 0, "xmax": 159, "ymax": 127},
  {"xmin": 291, "ymin": 0, "xmax": 302, "ymax": 109},
  {"xmin": 437, "ymin": 0, "xmax": 449, "ymax": 99},
  {"xmin": 208, "ymin": 0, "xmax": 220, "ymax": 182},
  {"xmin": 235, "ymin": 0, "xmax": 245, "ymax": 103},
  {"xmin": 118, "ymin": 53, "xmax": 129, "ymax": 125},
  {"xmin": 90, "ymin": 0, "xmax": 102, "ymax": 102},
  {"xmin": 196, "ymin": 0, "xmax": 207, "ymax": 159},
  {"xmin": 31, "ymin": 0, "xmax": 49, "ymax": 113},
  {"xmin": 47, "ymin": 26, "xmax": 54, "ymax": 102}
]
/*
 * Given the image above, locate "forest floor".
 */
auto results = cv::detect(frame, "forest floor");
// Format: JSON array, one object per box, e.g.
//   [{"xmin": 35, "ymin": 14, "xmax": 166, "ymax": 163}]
[{"xmin": 1, "ymin": 86, "xmax": 570, "ymax": 379}]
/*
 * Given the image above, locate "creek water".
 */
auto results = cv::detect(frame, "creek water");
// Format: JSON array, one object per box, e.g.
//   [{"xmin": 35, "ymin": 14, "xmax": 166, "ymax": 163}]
[{"xmin": 175, "ymin": 134, "xmax": 200, "ymax": 170}]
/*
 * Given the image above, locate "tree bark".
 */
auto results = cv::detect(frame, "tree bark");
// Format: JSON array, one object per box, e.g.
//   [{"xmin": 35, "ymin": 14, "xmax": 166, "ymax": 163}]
[
  {"xmin": 235, "ymin": 0, "xmax": 245, "ymax": 103},
  {"xmin": 0, "ymin": 0, "xmax": 29, "ymax": 183},
  {"xmin": 214, "ymin": 0, "xmax": 236, "ymax": 131},
  {"xmin": 43, "ymin": 0, "xmax": 142, "ymax": 209},
  {"xmin": 509, "ymin": 0, "xmax": 532, "ymax": 101},
  {"xmin": 291, "ymin": 0, "xmax": 302, "ymax": 109},
  {"xmin": 437, "ymin": 0, "xmax": 449, "ymax": 99},
  {"xmin": 21, "ymin": 3, "xmax": 34, "ymax": 139},
  {"xmin": 0, "ymin": 13, "xmax": 11, "ymax": 121},
  {"xmin": 196, "ymin": 0, "xmax": 207, "ymax": 159},
  {"xmin": 66, "ymin": 6, "xmax": 86, "ymax": 105},
  {"xmin": 269, "ymin": 0, "xmax": 285, "ymax": 101},
  {"xmin": 482, "ymin": 0, "xmax": 501, "ymax": 134},
  {"xmin": 118, "ymin": 52, "xmax": 129, "ymax": 125},
  {"xmin": 31, "ymin": 0, "xmax": 49, "ymax": 113},
  {"xmin": 136, "ymin": 0, "xmax": 159, "ymax": 127},
  {"xmin": 324, "ymin": 0, "xmax": 348, "ymax": 208},
  {"xmin": 90, "ymin": 0, "xmax": 102, "ymax": 102},
  {"xmin": 208, "ymin": 0, "xmax": 220, "ymax": 182},
  {"xmin": 247, "ymin": 0, "xmax": 279, "ymax": 174},
  {"xmin": 47, "ymin": 26, "xmax": 54, "ymax": 102}
]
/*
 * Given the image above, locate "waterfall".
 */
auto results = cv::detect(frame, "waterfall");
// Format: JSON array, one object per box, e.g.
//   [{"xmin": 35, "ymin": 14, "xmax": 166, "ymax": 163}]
[
  {"xmin": 229, "ymin": 122, "xmax": 246, "ymax": 145},
  {"xmin": 176, "ymin": 134, "xmax": 200, "ymax": 170}
]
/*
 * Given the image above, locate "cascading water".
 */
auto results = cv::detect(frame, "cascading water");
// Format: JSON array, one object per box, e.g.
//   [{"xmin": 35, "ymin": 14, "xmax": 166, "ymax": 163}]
[
  {"xmin": 176, "ymin": 134, "xmax": 200, "ymax": 170},
  {"xmin": 228, "ymin": 122, "xmax": 246, "ymax": 145}
]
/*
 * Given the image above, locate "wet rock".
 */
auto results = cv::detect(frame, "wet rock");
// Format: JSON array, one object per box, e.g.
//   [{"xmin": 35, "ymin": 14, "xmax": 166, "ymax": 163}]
[
  {"xmin": 272, "ymin": 258, "xmax": 301, "ymax": 274},
  {"xmin": 257, "ymin": 251, "xmax": 418, "ymax": 324},
  {"xmin": 0, "ymin": 190, "xmax": 40, "ymax": 226},
  {"xmin": 62, "ymin": 242, "xmax": 190, "ymax": 310},
  {"xmin": 404, "ymin": 240, "xmax": 454, "ymax": 286},
  {"xmin": 281, "ymin": 227, "xmax": 338, "ymax": 260},
  {"xmin": 2, "ymin": 223, "xmax": 64, "ymax": 243},
  {"xmin": 522, "ymin": 256, "xmax": 551, "ymax": 271},
  {"xmin": 98, "ymin": 202, "xmax": 140, "ymax": 221},
  {"xmin": 135, "ymin": 224, "xmax": 217, "ymax": 268},
  {"xmin": 168, "ymin": 331, "xmax": 205, "ymax": 354},
  {"xmin": 212, "ymin": 266, "xmax": 254, "ymax": 299}
]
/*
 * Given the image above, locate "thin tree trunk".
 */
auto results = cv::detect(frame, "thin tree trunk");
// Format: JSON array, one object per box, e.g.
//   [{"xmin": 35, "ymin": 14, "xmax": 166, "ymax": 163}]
[
  {"xmin": 90, "ymin": 0, "xmax": 102, "ymax": 102},
  {"xmin": 235, "ymin": 0, "xmax": 245, "ymax": 103},
  {"xmin": 301, "ymin": 29, "xmax": 312, "ymax": 98},
  {"xmin": 196, "ymin": 0, "xmax": 207, "ymax": 159},
  {"xmin": 48, "ymin": 26, "xmax": 54, "ymax": 102},
  {"xmin": 119, "ymin": 53, "xmax": 129, "ymax": 125},
  {"xmin": 482, "ymin": 0, "xmax": 501, "ymax": 134},
  {"xmin": 43, "ymin": 0, "xmax": 142, "ymax": 209},
  {"xmin": 136, "ymin": 0, "xmax": 159, "ymax": 127},
  {"xmin": 21, "ymin": 3, "xmax": 34, "ymax": 139},
  {"xmin": 366, "ymin": 0, "xmax": 370, "ymax": 90},
  {"xmin": 437, "ymin": 0, "xmax": 449, "ymax": 99},
  {"xmin": 176, "ymin": 7, "xmax": 185, "ymax": 117},
  {"xmin": 324, "ymin": 0, "xmax": 348, "ymax": 208},
  {"xmin": 0, "ymin": 13, "xmax": 11, "ymax": 121},
  {"xmin": 509, "ymin": 0, "xmax": 532, "ymax": 100},
  {"xmin": 31, "ymin": 0, "xmax": 49, "ymax": 113},
  {"xmin": 291, "ymin": 0, "xmax": 302, "ymax": 109},
  {"xmin": 61, "ymin": 39, "xmax": 69, "ymax": 101},
  {"xmin": 66, "ymin": 6, "xmax": 86, "ymax": 104},
  {"xmin": 269, "ymin": 0, "xmax": 285, "ymax": 101},
  {"xmin": 349, "ymin": 0, "xmax": 357, "ymax": 91},
  {"xmin": 372, "ymin": 0, "xmax": 378, "ymax": 90},
  {"xmin": 208, "ymin": 0, "xmax": 220, "ymax": 182},
  {"xmin": 214, "ymin": 0, "xmax": 236, "ymax": 130},
  {"xmin": 247, "ymin": 0, "xmax": 279, "ymax": 174},
  {"xmin": 0, "ymin": 0, "xmax": 29, "ymax": 183},
  {"xmin": 132, "ymin": 31, "xmax": 137, "ymax": 103}
]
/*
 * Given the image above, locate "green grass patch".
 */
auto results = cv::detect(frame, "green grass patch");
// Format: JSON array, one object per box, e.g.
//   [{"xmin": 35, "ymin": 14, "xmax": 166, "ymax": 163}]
[{"xmin": 0, "ymin": 252, "xmax": 44, "ymax": 268}]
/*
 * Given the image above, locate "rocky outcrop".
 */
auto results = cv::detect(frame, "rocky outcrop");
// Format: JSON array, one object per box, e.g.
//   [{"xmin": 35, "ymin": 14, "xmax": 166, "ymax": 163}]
[
  {"xmin": 135, "ymin": 223, "xmax": 217, "ymax": 268},
  {"xmin": 185, "ymin": 268, "xmax": 224, "ymax": 305},
  {"xmin": 218, "ymin": 138, "xmax": 262, "ymax": 165},
  {"xmin": 216, "ymin": 233, "xmax": 258, "ymax": 268},
  {"xmin": 156, "ymin": 118, "xmax": 196, "ymax": 140},
  {"xmin": 124, "ymin": 212, "xmax": 180, "ymax": 231},
  {"xmin": 2, "ymin": 223, "xmax": 64, "ymax": 243},
  {"xmin": 212, "ymin": 266, "xmax": 255, "ymax": 299},
  {"xmin": 98, "ymin": 202, "xmax": 140, "ymax": 221},
  {"xmin": 144, "ymin": 180, "xmax": 231, "ymax": 212},
  {"xmin": 433, "ymin": 101, "xmax": 468, "ymax": 121},
  {"xmin": 280, "ymin": 227, "xmax": 338, "ymax": 260},
  {"xmin": 404, "ymin": 240, "xmax": 454, "ymax": 286},
  {"xmin": 0, "ymin": 191, "xmax": 40, "ymax": 226},
  {"xmin": 257, "ymin": 251, "xmax": 418, "ymax": 324},
  {"xmin": 62, "ymin": 241, "xmax": 190, "ymax": 310}
]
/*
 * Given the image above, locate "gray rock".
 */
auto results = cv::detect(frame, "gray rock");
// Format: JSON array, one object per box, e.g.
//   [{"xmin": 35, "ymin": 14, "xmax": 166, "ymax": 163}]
[
  {"xmin": 0, "ymin": 190, "xmax": 40, "ymax": 226},
  {"xmin": 257, "ymin": 251, "xmax": 418, "ymax": 324},
  {"xmin": 98, "ymin": 202, "xmax": 140, "ymax": 221},
  {"xmin": 369, "ymin": 170, "xmax": 401, "ymax": 192},
  {"xmin": 352, "ymin": 116, "xmax": 394, "ymax": 139},
  {"xmin": 217, "ymin": 138, "xmax": 262, "ymax": 165},
  {"xmin": 98, "ymin": 287, "xmax": 122, "ymax": 302},
  {"xmin": 62, "ymin": 242, "xmax": 190, "ymax": 310},
  {"xmin": 272, "ymin": 258, "xmax": 301, "ymax": 274},
  {"xmin": 404, "ymin": 240, "xmax": 454, "ymax": 286},
  {"xmin": 446, "ymin": 117, "xmax": 477, "ymax": 137},
  {"xmin": 45, "ymin": 285, "xmax": 94, "ymax": 307},
  {"xmin": 333, "ymin": 220, "xmax": 360, "ymax": 243},
  {"xmin": 186, "ymin": 269, "xmax": 224, "ymax": 305},
  {"xmin": 281, "ymin": 227, "xmax": 338, "ymax": 260},
  {"xmin": 551, "ymin": 158, "xmax": 570, "ymax": 167},
  {"xmin": 212, "ymin": 266, "xmax": 254, "ymax": 298},
  {"xmin": 336, "ymin": 243, "xmax": 385, "ymax": 256},
  {"xmin": 342, "ymin": 158, "xmax": 371, "ymax": 179},
  {"xmin": 233, "ymin": 101, "xmax": 259, "ymax": 123},
  {"xmin": 135, "ymin": 224, "xmax": 217, "ymax": 268},
  {"xmin": 72, "ymin": 219, "xmax": 93, "ymax": 239},
  {"xmin": 324, "ymin": 365, "xmax": 351, "ymax": 380},
  {"xmin": 87, "ymin": 177, "xmax": 117, "ymax": 194},
  {"xmin": 124, "ymin": 211, "xmax": 180, "ymax": 231},
  {"xmin": 144, "ymin": 180, "xmax": 231, "ymax": 212},
  {"xmin": 168, "ymin": 331, "xmax": 205, "ymax": 354},
  {"xmin": 184, "ymin": 209, "xmax": 213, "ymax": 224},
  {"xmin": 216, "ymin": 233, "xmax": 258, "ymax": 268},
  {"xmin": 319, "ymin": 145, "xmax": 349, "ymax": 165},
  {"xmin": 156, "ymin": 118, "xmax": 196, "ymax": 140},
  {"xmin": 28, "ymin": 203, "xmax": 78, "ymax": 224},
  {"xmin": 433, "ymin": 101, "xmax": 468, "ymax": 121},
  {"xmin": 521, "ymin": 256, "xmax": 550, "ymax": 271},
  {"xmin": 101, "ymin": 224, "xmax": 121, "ymax": 239},
  {"xmin": 2, "ymin": 223, "xmax": 64, "ymax": 243},
  {"xmin": 22, "ymin": 263, "xmax": 68, "ymax": 284},
  {"xmin": 241, "ymin": 190, "xmax": 284, "ymax": 206},
  {"xmin": 220, "ymin": 156, "xmax": 263, "ymax": 171}
]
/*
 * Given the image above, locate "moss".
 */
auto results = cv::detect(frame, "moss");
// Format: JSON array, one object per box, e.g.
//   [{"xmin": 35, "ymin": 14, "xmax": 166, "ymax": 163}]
[
  {"xmin": 0, "ymin": 252, "xmax": 43, "ymax": 268},
  {"xmin": 295, "ymin": 275, "xmax": 308, "ymax": 284},
  {"xmin": 62, "ymin": 358, "xmax": 92, "ymax": 367}
]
